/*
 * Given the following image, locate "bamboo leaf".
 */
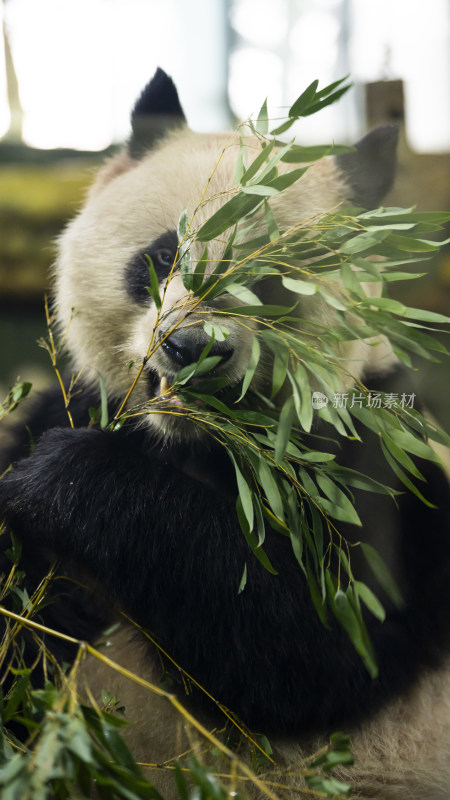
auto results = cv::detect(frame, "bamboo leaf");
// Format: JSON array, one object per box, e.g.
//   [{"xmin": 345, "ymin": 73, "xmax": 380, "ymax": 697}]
[
  {"xmin": 256, "ymin": 97, "xmax": 269, "ymax": 135},
  {"xmin": 274, "ymin": 396, "xmax": 295, "ymax": 463},
  {"xmin": 288, "ymin": 79, "xmax": 319, "ymax": 117},
  {"xmin": 360, "ymin": 543, "xmax": 405, "ymax": 609},
  {"xmin": 98, "ymin": 373, "xmax": 109, "ymax": 429},
  {"xmin": 281, "ymin": 276, "xmax": 317, "ymax": 295},
  {"xmin": 281, "ymin": 143, "xmax": 355, "ymax": 163},
  {"xmin": 192, "ymin": 244, "xmax": 209, "ymax": 293},
  {"xmin": 241, "ymin": 184, "xmax": 280, "ymax": 196},
  {"xmin": 197, "ymin": 193, "xmax": 263, "ymax": 241},
  {"xmin": 353, "ymin": 581, "xmax": 386, "ymax": 622},
  {"xmin": 254, "ymin": 457, "xmax": 285, "ymax": 522},
  {"xmin": 238, "ymin": 563, "xmax": 248, "ymax": 594},
  {"xmin": 237, "ymin": 337, "xmax": 261, "ymax": 401},
  {"xmin": 228, "ymin": 453, "xmax": 254, "ymax": 532},
  {"xmin": 144, "ymin": 256, "xmax": 162, "ymax": 308},
  {"xmin": 241, "ymin": 140, "xmax": 275, "ymax": 183}
]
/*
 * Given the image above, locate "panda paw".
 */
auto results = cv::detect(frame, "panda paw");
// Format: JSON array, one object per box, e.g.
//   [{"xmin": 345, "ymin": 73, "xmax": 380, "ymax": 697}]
[{"xmin": 0, "ymin": 426, "xmax": 105, "ymax": 542}]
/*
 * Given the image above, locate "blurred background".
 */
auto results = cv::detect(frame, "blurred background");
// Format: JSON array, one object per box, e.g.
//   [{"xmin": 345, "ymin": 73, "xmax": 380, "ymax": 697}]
[{"xmin": 0, "ymin": 0, "xmax": 449, "ymax": 425}]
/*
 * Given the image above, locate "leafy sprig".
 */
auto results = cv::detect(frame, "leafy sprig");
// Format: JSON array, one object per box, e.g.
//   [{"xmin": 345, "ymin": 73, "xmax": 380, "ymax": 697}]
[{"xmin": 116, "ymin": 82, "xmax": 450, "ymax": 676}]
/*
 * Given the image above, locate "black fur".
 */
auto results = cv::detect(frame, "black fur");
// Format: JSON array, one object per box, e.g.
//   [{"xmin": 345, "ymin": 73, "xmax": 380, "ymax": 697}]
[
  {"xmin": 129, "ymin": 68, "xmax": 186, "ymax": 158},
  {"xmin": 337, "ymin": 125, "xmax": 399, "ymax": 209},
  {"xmin": 1, "ymin": 368, "xmax": 449, "ymax": 735},
  {"xmin": 0, "ymin": 386, "xmax": 110, "ymax": 692},
  {"xmin": 125, "ymin": 229, "xmax": 179, "ymax": 304}
]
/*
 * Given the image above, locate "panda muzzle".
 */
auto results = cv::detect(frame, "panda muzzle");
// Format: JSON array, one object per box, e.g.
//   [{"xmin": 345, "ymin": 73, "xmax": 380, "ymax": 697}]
[{"xmin": 161, "ymin": 331, "xmax": 233, "ymax": 368}]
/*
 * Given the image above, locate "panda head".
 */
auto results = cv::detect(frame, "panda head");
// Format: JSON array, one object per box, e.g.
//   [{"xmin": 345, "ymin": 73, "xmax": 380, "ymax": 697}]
[{"xmin": 54, "ymin": 68, "xmax": 398, "ymax": 442}]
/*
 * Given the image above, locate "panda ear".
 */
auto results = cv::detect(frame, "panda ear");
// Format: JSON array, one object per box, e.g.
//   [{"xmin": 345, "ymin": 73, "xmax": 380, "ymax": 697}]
[
  {"xmin": 129, "ymin": 68, "xmax": 187, "ymax": 159},
  {"xmin": 336, "ymin": 125, "xmax": 399, "ymax": 209}
]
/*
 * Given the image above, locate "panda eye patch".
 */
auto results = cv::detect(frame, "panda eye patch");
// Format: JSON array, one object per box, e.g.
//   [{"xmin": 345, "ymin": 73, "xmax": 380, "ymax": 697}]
[{"xmin": 125, "ymin": 229, "xmax": 178, "ymax": 305}]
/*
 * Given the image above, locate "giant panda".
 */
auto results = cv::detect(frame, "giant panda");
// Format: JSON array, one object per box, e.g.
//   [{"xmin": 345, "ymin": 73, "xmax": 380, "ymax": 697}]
[{"xmin": 0, "ymin": 68, "xmax": 450, "ymax": 800}]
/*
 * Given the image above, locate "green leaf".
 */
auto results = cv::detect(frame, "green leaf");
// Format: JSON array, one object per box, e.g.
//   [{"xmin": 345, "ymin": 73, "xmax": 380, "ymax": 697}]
[
  {"xmin": 256, "ymin": 97, "xmax": 269, "ymax": 134},
  {"xmin": 144, "ymin": 255, "xmax": 162, "ymax": 309},
  {"xmin": 306, "ymin": 775, "xmax": 352, "ymax": 795},
  {"xmin": 237, "ymin": 337, "xmax": 260, "ymax": 401},
  {"xmin": 270, "ymin": 117, "xmax": 297, "ymax": 136},
  {"xmin": 353, "ymin": 580, "xmax": 386, "ymax": 622},
  {"xmin": 238, "ymin": 563, "xmax": 247, "ymax": 594},
  {"xmin": 187, "ymin": 755, "xmax": 227, "ymax": 800},
  {"xmin": 270, "ymin": 342, "xmax": 289, "ymax": 398},
  {"xmin": 274, "ymin": 396, "xmax": 295, "ymax": 463},
  {"xmin": 328, "ymin": 580, "xmax": 378, "ymax": 678},
  {"xmin": 203, "ymin": 320, "xmax": 230, "ymax": 342},
  {"xmin": 226, "ymin": 303, "xmax": 293, "ymax": 316},
  {"xmin": 175, "ymin": 355, "xmax": 223, "ymax": 386},
  {"xmin": 228, "ymin": 453, "xmax": 254, "ymax": 532},
  {"xmin": 360, "ymin": 542, "xmax": 405, "ymax": 609},
  {"xmin": 281, "ymin": 143, "xmax": 355, "ymax": 163},
  {"xmin": 387, "ymin": 426, "xmax": 441, "ymax": 464},
  {"xmin": 177, "ymin": 208, "xmax": 189, "ymax": 243},
  {"xmin": 318, "ymin": 289, "xmax": 347, "ymax": 311},
  {"xmin": 226, "ymin": 283, "xmax": 262, "ymax": 305},
  {"xmin": 98, "ymin": 373, "xmax": 109, "ymax": 429},
  {"xmin": 241, "ymin": 184, "xmax": 280, "ymax": 196},
  {"xmin": 241, "ymin": 140, "xmax": 275, "ymax": 184},
  {"xmin": 281, "ymin": 276, "xmax": 317, "ymax": 295},
  {"xmin": 197, "ymin": 193, "xmax": 263, "ymax": 241},
  {"xmin": 304, "ymin": 83, "xmax": 352, "ymax": 116},
  {"xmin": 264, "ymin": 200, "xmax": 279, "ymax": 241},
  {"xmin": 255, "ymin": 458, "xmax": 285, "ymax": 522},
  {"xmin": 266, "ymin": 167, "xmax": 308, "ymax": 192},
  {"xmin": 236, "ymin": 496, "xmax": 278, "ymax": 574},
  {"xmin": 340, "ymin": 229, "xmax": 390, "ymax": 254},
  {"xmin": 316, "ymin": 473, "xmax": 361, "ymax": 526},
  {"xmin": 3, "ymin": 672, "xmax": 31, "ymax": 723},
  {"xmin": 300, "ymin": 451, "xmax": 335, "ymax": 463},
  {"xmin": 288, "ymin": 79, "xmax": 319, "ymax": 117},
  {"xmin": 293, "ymin": 363, "xmax": 313, "ymax": 432},
  {"xmin": 404, "ymin": 307, "xmax": 450, "ymax": 324},
  {"xmin": 306, "ymin": 558, "xmax": 329, "ymax": 627},
  {"xmin": 102, "ymin": 725, "xmax": 142, "ymax": 774},
  {"xmin": 380, "ymin": 440, "xmax": 436, "ymax": 508},
  {"xmin": 388, "ymin": 233, "xmax": 450, "ymax": 252},
  {"xmin": 174, "ymin": 762, "xmax": 190, "ymax": 800},
  {"xmin": 191, "ymin": 244, "xmax": 209, "ymax": 293}
]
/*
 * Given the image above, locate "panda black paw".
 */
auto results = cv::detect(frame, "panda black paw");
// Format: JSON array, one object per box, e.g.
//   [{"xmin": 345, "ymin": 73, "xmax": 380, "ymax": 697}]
[{"xmin": 0, "ymin": 426, "xmax": 105, "ymax": 542}]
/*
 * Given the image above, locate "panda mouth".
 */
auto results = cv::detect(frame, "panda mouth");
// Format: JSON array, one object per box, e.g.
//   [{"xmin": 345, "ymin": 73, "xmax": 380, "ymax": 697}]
[
  {"xmin": 146, "ymin": 366, "xmax": 236, "ymax": 410},
  {"xmin": 147, "ymin": 368, "xmax": 183, "ymax": 407}
]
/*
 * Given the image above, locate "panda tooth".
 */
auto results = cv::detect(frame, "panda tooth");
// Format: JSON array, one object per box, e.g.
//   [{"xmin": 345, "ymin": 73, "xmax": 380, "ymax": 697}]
[{"xmin": 160, "ymin": 375, "xmax": 170, "ymax": 395}]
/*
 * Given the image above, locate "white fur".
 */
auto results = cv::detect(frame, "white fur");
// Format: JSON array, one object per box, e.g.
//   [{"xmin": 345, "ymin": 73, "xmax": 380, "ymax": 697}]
[{"xmin": 54, "ymin": 127, "xmax": 396, "ymax": 440}]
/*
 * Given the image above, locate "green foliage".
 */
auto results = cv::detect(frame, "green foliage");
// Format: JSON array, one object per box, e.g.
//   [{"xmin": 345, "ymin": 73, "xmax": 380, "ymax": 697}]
[
  {"xmin": 125, "ymin": 77, "xmax": 450, "ymax": 678},
  {"xmin": 0, "ymin": 544, "xmax": 356, "ymax": 799},
  {"xmin": 168, "ymin": 194, "xmax": 450, "ymax": 675},
  {"xmin": 0, "ymin": 380, "xmax": 32, "ymax": 421},
  {"xmin": 1, "ymin": 74, "xmax": 449, "ymax": 798}
]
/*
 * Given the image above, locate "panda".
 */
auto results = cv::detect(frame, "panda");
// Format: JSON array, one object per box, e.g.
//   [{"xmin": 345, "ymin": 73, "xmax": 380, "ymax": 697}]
[{"xmin": 0, "ymin": 68, "xmax": 450, "ymax": 800}]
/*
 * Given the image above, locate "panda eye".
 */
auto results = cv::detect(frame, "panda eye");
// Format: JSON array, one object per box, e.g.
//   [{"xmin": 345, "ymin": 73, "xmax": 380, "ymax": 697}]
[
  {"xmin": 155, "ymin": 248, "xmax": 175, "ymax": 268},
  {"xmin": 126, "ymin": 229, "xmax": 178, "ymax": 305}
]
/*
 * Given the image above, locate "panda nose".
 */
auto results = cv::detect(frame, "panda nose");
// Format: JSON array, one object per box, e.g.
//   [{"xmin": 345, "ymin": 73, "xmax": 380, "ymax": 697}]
[{"xmin": 161, "ymin": 332, "xmax": 233, "ymax": 368}]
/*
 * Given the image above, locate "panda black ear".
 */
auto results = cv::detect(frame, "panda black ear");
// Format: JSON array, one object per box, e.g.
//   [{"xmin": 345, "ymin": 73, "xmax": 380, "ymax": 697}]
[
  {"xmin": 129, "ymin": 68, "xmax": 187, "ymax": 159},
  {"xmin": 336, "ymin": 125, "xmax": 399, "ymax": 209}
]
